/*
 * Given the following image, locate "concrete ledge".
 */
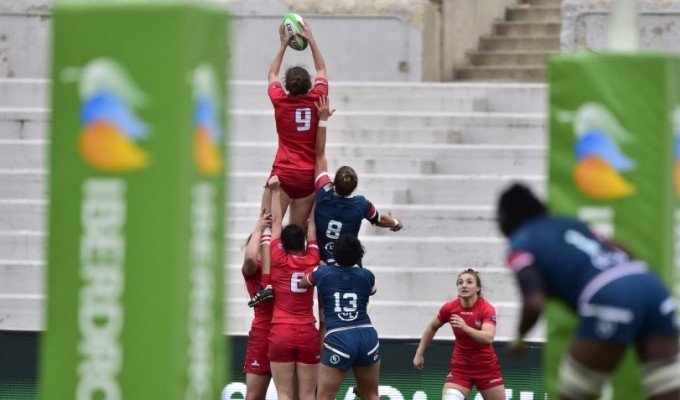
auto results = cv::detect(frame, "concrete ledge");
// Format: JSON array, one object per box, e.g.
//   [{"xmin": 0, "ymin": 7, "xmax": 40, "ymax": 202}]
[{"xmin": 561, "ymin": 0, "xmax": 680, "ymax": 52}]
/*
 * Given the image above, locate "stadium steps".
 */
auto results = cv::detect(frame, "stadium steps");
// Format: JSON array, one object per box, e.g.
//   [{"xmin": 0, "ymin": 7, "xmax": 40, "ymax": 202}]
[
  {"xmin": 0, "ymin": 79, "xmax": 548, "ymax": 340},
  {"xmin": 454, "ymin": 0, "xmax": 561, "ymax": 82},
  {"xmin": 0, "ymin": 200, "xmax": 501, "ymax": 238}
]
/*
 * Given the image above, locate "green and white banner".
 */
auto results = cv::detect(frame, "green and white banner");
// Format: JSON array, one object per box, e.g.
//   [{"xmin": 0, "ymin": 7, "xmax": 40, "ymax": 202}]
[
  {"xmin": 548, "ymin": 53, "xmax": 680, "ymax": 399},
  {"xmin": 41, "ymin": 2, "xmax": 229, "ymax": 399}
]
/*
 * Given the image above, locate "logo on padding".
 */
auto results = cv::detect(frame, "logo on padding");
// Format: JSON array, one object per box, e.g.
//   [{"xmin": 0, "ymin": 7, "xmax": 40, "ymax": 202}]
[
  {"xmin": 190, "ymin": 64, "xmax": 223, "ymax": 176},
  {"xmin": 66, "ymin": 58, "xmax": 151, "ymax": 172},
  {"xmin": 562, "ymin": 103, "xmax": 636, "ymax": 199}
]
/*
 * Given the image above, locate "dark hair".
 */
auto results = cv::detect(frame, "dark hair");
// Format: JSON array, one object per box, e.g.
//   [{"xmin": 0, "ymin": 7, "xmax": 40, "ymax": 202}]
[
  {"xmin": 333, "ymin": 166, "xmax": 358, "ymax": 197},
  {"xmin": 281, "ymin": 224, "xmax": 306, "ymax": 253},
  {"xmin": 333, "ymin": 234, "xmax": 365, "ymax": 267},
  {"xmin": 284, "ymin": 66, "xmax": 311, "ymax": 96},
  {"xmin": 457, "ymin": 268, "xmax": 482, "ymax": 296},
  {"xmin": 497, "ymin": 183, "xmax": 547, "ymax": 237}
]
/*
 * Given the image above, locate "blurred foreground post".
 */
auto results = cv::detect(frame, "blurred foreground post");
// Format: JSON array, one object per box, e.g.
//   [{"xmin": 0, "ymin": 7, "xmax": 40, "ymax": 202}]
[
  {"xmin": 546, "ymin": 0, "xmax": 680, "ymax": 396},
  {"xmin": 41, "ymin": 1, "xmax": 230, "ymax": 399}
]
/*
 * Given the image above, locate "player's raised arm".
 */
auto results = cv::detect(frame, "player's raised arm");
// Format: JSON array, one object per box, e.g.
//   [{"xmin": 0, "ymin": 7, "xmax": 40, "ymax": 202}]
[
  {"xmin": 268, "ymin": 24, "xmax": 293, "ymax": 84},
  {"xmin": 268, "ymin": 176, "xmax": 283, "ymax": 241},
  {"xmin": 243, "ymin": 212, "xmax": 272, "ymax": 276},
  {"xmin": 376, "ymin": 211, "xmax": 404, "ymax": 232},
  {"xmin": 314, "ymin": 95, "xmax": 335, "ymax": 179},
  {"xmin": 298, "ymin": 19, "xmax": 326, "ymax": 79}
]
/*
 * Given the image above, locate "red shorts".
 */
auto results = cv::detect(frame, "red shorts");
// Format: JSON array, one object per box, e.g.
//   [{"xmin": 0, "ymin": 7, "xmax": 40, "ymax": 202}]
[
  {"xmin": 268, "ymin": 323, "xmax": 320, "ymax": 364},
  {"xmin": 446, "ymin": 364, "xmax": 504, "ymax": 391},
  {"xmin": 243, "ymin": 327, "xmax": 271, "ymax": 375},
  {"xmin": 267, "ymin": 167, "xmax": 315, "ymax": 199}
]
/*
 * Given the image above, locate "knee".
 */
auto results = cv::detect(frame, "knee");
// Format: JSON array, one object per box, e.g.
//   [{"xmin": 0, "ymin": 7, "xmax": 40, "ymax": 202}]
[
  {"xmin": 642, "ymin": 355, "xmax": 680, "ymax": 397},
  {"xmin": 442, "ymin": 388, "xmax": 465, "ymax": 400},
  {"xmin": 558, "ymin": 354, "xmax": 610, "ymax": 399}
]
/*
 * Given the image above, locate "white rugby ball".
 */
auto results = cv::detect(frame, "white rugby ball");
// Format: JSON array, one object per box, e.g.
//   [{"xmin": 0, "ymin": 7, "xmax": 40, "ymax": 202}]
[{"xmin": 281, "ymin": 13, "xmax": 308, "ymax": 51}]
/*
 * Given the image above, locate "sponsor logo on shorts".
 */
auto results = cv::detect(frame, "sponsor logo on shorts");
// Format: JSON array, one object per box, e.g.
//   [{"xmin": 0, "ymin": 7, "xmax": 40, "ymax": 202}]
[
  {"xmin": 489, "ymin": 378, "xmax": 503, "ymax": 384},
  {"xmin": 330, "ymin": 355, "xmax": 340, "ymax": 364},
  {"xmin": 250, "ymin": 360, "xmax": 260, "ymax": 369},
  {"xmin": 595, "ymin": 320, "xmax": 618, "ymax": 339}
]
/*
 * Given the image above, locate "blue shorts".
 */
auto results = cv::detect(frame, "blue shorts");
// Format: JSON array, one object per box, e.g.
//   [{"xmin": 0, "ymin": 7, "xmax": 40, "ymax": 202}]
[
  {"xmin": 322, "ymin": 326, "xmax": 380, "ymax": 371},
  {"xmin": 577, "ymin": 268, "xmax": 678, "ymax": 344}
]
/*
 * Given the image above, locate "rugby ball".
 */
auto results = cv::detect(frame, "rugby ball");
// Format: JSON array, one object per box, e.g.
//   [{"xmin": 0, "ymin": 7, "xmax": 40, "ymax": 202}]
[{"xmin": 281, "ymin": 13, "xmax": 308, "ymax": 51}]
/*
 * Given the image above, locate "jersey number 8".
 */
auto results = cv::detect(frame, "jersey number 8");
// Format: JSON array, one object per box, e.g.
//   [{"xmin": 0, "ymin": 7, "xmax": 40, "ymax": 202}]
[{"xmin": 326, "ymin": 219, "xmax": 342, "ymax": 240}]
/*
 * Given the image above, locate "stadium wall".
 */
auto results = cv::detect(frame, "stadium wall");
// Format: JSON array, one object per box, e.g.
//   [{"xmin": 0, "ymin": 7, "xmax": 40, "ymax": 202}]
[
  {"xmin": 561, "ymin": 0, "xmax": 680, "ymax": 52},
  {"xmin": 0, "ymin": 331, "xmax": 546, "ymax": 400},
  {"xmin": 0, "ymin": 0, "xmax": 518, "ymax": 82}
]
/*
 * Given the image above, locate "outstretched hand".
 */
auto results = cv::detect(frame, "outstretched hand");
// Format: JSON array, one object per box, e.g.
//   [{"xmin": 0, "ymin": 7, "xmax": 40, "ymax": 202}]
[
  {"xmin": 278, "ymin": 24, "xmax": 293, "ymax": 48},
  {"xmin": 507, "ymin": 338, "xmax": 527, "ymax": 358},
  {"xmin": 388, "ymin": 212, "xmax": 403, "ymax": 232},
  {"xmin": 256, "ymin": 212, "xmax": 272, "ymax": 231},
  {"xmin": 315, "ymin": 95, "xmax": 335, "ymax": 120},
  {"xmin": 268, "ymin": 175, "xmax": 280, "ymax": 190},
  {"xmin": 413, "ymin": 354, "xmax": 425, "ymax": 370},
  {"xmin": 297, "ymin": 19, "xmax": 314, "ymax": 42}
]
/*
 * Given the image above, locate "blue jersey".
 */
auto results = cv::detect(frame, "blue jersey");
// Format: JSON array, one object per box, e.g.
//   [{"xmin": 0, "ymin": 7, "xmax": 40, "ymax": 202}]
[
  {"xmin": 314, "ymin": 174, "xmax": 378, "ymax": 263},
  {"xmin": 506, "ymin": 216, "xmax": 630, "ymax": 310},
  {"xmin": 310, "ymin": 264, "xmax": 375, "ymax": 331}
]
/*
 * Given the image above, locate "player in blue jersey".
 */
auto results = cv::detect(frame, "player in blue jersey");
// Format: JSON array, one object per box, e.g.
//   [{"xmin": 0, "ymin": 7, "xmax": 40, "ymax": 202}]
[
  {"xmin": 497, "ymin": 183, "xmax": 680, "ymax": 400},
  {"xmin": 299, "ymin": 234, "xmax": 380, "ymax": 400},
  {"xmin": 313, "ymin": 95, "xmax": 403, "ymax": 264}
]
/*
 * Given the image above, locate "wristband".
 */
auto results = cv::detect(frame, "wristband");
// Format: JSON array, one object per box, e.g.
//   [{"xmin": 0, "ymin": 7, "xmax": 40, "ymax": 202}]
[{"xmin": 318, "ymin": 120, "xmax": 327, "ymax": 128}]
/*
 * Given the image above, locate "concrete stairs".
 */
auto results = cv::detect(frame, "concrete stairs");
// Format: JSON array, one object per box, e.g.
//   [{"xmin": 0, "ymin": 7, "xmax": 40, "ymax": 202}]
[
  {"xmin": 455, "ymin": 0, "xmax": 562, "ymax": 82},
  {"xmin": 0, "ymin": 78, "xmax": 548, "ymax": 341}
]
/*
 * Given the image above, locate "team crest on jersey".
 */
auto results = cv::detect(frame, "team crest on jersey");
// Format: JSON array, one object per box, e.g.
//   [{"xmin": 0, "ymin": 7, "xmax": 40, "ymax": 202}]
[
  {"xmin": 271, "ymin": 83, "xmax": 280, "ymax": 89},
  {"xmin": 278, "ymin": 242, "xmax": 284, "ymax": 250},
  {"xmin": 475, "ymin": 320, "xmax": 482, "ymax": 328}
]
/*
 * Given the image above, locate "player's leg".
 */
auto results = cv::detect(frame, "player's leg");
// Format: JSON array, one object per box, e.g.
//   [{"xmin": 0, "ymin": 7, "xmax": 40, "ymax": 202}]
[
  {"xmin": 245, "ymin": 373, "xmax": 271, "ymax": 400},
  {"xmin": 476, "ymin": 365, "xmax": 506, "ymax": 400},
  {"xmin": 261, "ymin": 184, "xmax": 291, "ymax": 219},
  {"xmin": 635, "ymin": 332, "xmax": 680, "ymax": 400},
  {"xmin": 270, "ymin": 361, "xmax": 296, "ymax": 400},
  {"xmin": 443, "ymin": 367, "xmax": 474, "ymax": 399},
  {"xmin": 244, "ymin": 328, "xmax": 272, "ymax": 400},
  {"xmin": 633, "ymin": 275, "xmax": 680, "ymax": 400},
  {"xmin": 352, "ymin": 328, "xmax": 381, "ymax": 400},
  {"xmin": 295, "ymin": 324, "xmax": 321, "ymax": 400},
  {"xmin": 442, "ymin": 383, "xmax": 470, "ymax": 400},
  {"xmin": 352, "ymin": 362, "xmax": 380, "ymax": 400},
  {"xmin": 559, "ymin": 339, "xmax": 627, "ymax": 400},
  {"xmin": 479, "ymin": 385, "xmax": 506, "ymax": 400},
  {"xmin": 269, "ymin": 324, "xmax": 298, "ymax": 400},
  {"xmin": 288, "ymin": 193, "xmax": 314, "ymax": 228},
  {"xmin": 295, "ymin": 362, "xmax": 320, "ymax": 400}
]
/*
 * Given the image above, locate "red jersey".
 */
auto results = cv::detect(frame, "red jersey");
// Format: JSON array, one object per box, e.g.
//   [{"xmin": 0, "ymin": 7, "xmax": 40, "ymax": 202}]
[
  {"xmin": 242, "ymin": 262, "xmax": 273, "ymax": 330},
  {"xmin": 437, "ymin": 297, "xmax": 499, "ymax": 371},
  {"xmin": 268, "ymin": 77, "xmax": 329, "ymax": 171},
  {"xmin": 270, "ymin": 238, "xmax": 320, "ymax": 324}
]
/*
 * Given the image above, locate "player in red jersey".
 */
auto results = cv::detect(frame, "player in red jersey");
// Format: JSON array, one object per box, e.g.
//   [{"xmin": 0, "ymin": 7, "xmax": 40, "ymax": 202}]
[
  {"xmin": 262, "ymin": 19, "xmax": 329, "ymax": 229},
  {"xmin": 267, "ymin": 174, "xmax": 321, "ymax": 400},
  {"xmin": 241, "ymin": 212, "xmax": 274, "ymax": 400},
  {"xmin": 413, "ymin": 269, "xmax": 506, "ymax": 400}
]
